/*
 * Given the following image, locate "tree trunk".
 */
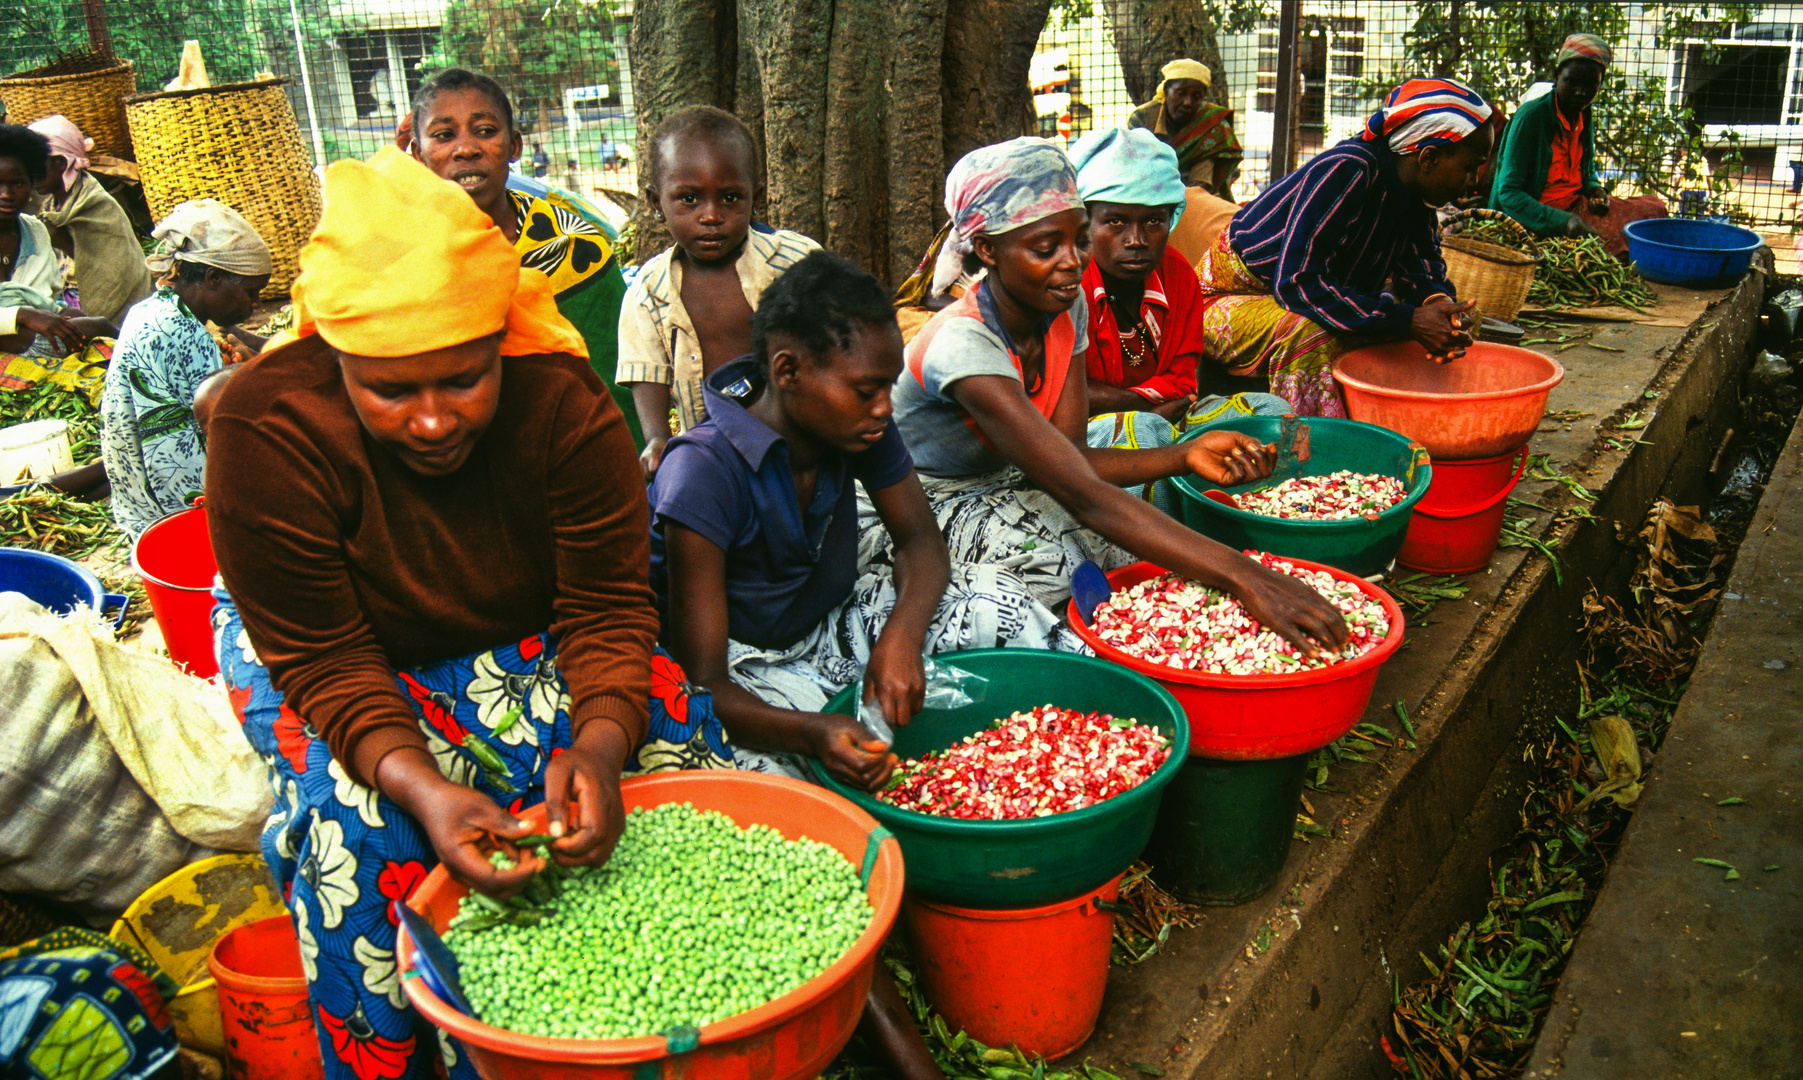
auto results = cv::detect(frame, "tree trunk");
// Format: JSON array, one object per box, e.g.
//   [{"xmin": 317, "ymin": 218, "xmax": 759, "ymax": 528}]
[
  {"xmin": 1101, "ymin": 0, "xmax": 1228, "ymax": 110},
  {"xmin": 627, "ymin": 0, "xmax": 1051, "ymax": 283}
]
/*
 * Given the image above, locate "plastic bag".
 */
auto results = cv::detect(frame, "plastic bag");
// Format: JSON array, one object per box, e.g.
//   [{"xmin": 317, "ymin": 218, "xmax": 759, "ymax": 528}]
[
  {"xmin": 0, "ymin": 600, "xmax": 271, "ymax": 851},
  {"xmin": 0, "ymin": 613, "xmax": 222, "ymax": 919},
  {"xmin": 856, "ymin": 655, "xmax": 989, "ymax": 744}
]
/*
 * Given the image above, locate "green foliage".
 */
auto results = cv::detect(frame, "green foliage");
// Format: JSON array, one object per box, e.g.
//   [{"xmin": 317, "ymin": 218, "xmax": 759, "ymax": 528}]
[
  {"xmin": 1209, "ymin": 0, "xmax": 1274, "ymax": 36},
  {"xmin": 1361, "ymin": 2, "xmax": 1762, "ymax": 207},
  {"xmin": 1050, "ymin": 0, "xmax": 1094, "ymax": 31},
  {"xmin": 0, "ymin": 0, "xmax": 360, "ymax": 90},
  {"xmin": 424, "ymin": 0, "xmax": 620, "ymax": 130}
]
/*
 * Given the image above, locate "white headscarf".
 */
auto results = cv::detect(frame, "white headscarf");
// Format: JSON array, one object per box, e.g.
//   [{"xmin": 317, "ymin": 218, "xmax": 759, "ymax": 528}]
[
  {"xmin": 27, "ymin": 115, "xmax": 89, "ymax": 194},
  {"xmin": 145, "ymin": 199, "xmax": 273, "ymax": 277}
]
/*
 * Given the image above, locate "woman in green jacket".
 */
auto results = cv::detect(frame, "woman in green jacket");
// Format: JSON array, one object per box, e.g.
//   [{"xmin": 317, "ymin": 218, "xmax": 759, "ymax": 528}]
[{"xmin": 1489, "ymin": 32, "xmax": 1665, "ymax": 256}]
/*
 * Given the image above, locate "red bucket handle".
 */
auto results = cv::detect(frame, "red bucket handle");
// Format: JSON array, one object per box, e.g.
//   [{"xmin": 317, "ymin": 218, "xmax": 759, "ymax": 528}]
[{"xmin": 1412, "ymin": 446, "xmax": 1529, "ymax": 520}]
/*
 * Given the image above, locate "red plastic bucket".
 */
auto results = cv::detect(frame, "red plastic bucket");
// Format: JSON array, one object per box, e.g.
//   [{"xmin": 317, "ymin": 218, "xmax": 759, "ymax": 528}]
[
  {"xmin": 130, "ymin": 502, "xmax": 218, "ymax": 677},
  {"xmin": 903, "ymin": 875, "xmax": 1121, "ymax": 1059},
  {"xmin": 1396, "ymin": 447, "xmax": 1529, "ymax": 575},
  {"xmin": 1068, "ymin": 559, "xmax": 1406, "ymax": 760},
  {"xmin": 1333, "ymin": 342, "xmax": 1563, "ymax": 459},
  {"xmin": 400, "ymin": 773, "xmax": 903, "ymax": 1080},
  {"xmin": 206, "ymin": 914, "xmax": 324, "ymax": 1079}
]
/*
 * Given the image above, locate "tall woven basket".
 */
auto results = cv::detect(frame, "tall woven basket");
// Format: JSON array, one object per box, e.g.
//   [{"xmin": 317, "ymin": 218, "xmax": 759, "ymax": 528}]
[
  {"xmin": 1440, "ymin": 208, "xmax": 1541, "ymax": 323},
  {"xmin": 0, "ymin": 48, "xmax": 137, "ymax": 158},
  {"xmin": 125, "ymin": 78, "xmax": 322, "ymax": 297}
]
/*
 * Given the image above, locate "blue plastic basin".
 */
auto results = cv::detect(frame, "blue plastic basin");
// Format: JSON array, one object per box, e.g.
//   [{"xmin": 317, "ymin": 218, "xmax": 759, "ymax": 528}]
[
  {"xmin": 1623, "ymin": 218, "xmax": 1763, "ymax": 286},
  {"xmin": 0, "ymin": 547, "xmax": 127, "ymax": 628}
]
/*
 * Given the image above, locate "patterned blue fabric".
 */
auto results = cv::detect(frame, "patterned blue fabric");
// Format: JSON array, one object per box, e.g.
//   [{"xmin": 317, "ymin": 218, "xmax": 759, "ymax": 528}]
[
  {"xmin": 214, "ymin": 590, "xmax": 734, "ymax": 1080},
  {"xmin": 0, "ymin": 942, "xmax": 178, "ymax": 1080},
  {"xmin": 99, "ymin": 288, "xmax": 220, "ymax": 537}
]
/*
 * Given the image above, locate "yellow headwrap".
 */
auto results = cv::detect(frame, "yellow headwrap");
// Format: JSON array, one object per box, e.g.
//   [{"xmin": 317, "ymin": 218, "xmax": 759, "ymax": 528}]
[
  {"xmin": 1153, "ymin": 58, "xmax": 1212, "ymax": 101},
  {"xmin": 286, "ymin": 147, "xmax": 587, "ymax": 360}
]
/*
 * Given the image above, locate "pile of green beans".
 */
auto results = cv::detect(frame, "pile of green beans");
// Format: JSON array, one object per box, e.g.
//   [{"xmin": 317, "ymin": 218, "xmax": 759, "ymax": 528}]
[
  {"xmin": 1453, "ymin": 217, "xmax": 1535, "ymax": 251},
  {"xmin": 0, "ymin": 383, "xmax": 100, "ymax": 466},
  {"xmin": 446, "ymin": 802, "xmax": 873, "ymax": 1040},
  {"xmin": 0, "ymin": 490, "xmax": 122, "ymax": 558},
  {"xmin": 1525, "ymin": 235, "xmax": 1658, "ymax": 311},
  {"xmin": 1450, "ymin": 220, "xmax": 1659, "ymax": 311}
]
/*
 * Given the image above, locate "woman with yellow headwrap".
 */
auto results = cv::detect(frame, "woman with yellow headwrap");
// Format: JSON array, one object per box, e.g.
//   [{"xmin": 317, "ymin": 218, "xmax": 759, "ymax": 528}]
[
  {"xmin": 1127, "ymin": 58, "xmax": 1244, "ymax": 198},
  {"xmin": 205, "ymin": 148, "xmax": 733, "ymax": 1079}
]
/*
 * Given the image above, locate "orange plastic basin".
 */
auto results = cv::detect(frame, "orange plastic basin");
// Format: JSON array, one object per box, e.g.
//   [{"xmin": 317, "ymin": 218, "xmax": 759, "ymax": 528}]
[
  {"xmin": 1332, "ymin": 341, "xmax": 1564, "ymax": 460},
  {"xmin": 904, "ymin": 875, "xmax": 1121, "ymax": 1059},
  {"xmin": 206, "ymin": 915, "xmax": 324, "ymax": 1079},
  {"xmin": 399, "ymin": 772, "xmax": 903, "ymax": 1080}
]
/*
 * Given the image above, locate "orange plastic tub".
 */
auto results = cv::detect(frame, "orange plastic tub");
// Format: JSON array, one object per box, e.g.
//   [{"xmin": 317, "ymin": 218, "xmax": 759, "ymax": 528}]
[
  {"xmin": 903, "ymin": 875, "xmax": 1121, "ymax": 1059},
  {"xmin": 130, "ymin": 501, "xmax": 219, "ymax": 678},
  {"xmin": 1333, "ymin": 341, "xmax": 1564, "ymax": 460},
  {"xmin": 206, "ymin": 914, "xmax": 324, "ymax": 1079},
  {"xmin": 1068, "ymin": 559, "xmax": 1405, "ymax": 760},
  {"xmin": 399, "ymin": 772, "xmax": 903, "ymax": 1080}
]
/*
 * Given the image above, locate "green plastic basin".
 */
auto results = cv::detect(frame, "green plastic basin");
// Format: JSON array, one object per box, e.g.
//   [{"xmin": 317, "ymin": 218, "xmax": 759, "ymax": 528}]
[
  {"xmin": 1170, "ymin": 416, "xmax": 1431, "ymax": 577},
  {"xmin": 818, "ymin": 648, "xmax": 1189, "ymax": 909}
]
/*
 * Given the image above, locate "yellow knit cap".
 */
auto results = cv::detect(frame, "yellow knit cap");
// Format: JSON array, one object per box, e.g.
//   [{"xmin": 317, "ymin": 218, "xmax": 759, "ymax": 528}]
[
  {"xmin": 1154, "ymin": 58, "xmax": 1213, "ymax": 101},
  {"xmin": 291, "ymin": 147, "xmax": 586, "ymax": 360}
]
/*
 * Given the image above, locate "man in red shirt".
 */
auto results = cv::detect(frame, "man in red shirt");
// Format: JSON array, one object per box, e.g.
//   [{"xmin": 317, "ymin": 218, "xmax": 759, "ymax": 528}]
[{"xmin": 1070, "ymin": 127, "xmax": 1287, "ymax": 511}]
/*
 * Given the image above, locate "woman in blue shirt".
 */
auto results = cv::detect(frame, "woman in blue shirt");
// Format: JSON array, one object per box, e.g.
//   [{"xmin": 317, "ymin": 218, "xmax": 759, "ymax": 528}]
[{"xmin": 650, "ymin": 250, "xmax": 1076, "ymax": 790}]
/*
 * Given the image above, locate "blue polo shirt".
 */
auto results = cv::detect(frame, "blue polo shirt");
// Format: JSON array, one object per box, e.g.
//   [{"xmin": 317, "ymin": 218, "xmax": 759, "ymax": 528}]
[{"xmin": 649, "ymin": 356, "xmax": 916, "ymax": 650}]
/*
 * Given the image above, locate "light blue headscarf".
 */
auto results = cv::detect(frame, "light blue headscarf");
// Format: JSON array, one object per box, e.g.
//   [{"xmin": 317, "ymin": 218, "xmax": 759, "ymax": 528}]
[{"xmin": 1067, "ymin": 127, "xmax": 1186, "ymax": 228}]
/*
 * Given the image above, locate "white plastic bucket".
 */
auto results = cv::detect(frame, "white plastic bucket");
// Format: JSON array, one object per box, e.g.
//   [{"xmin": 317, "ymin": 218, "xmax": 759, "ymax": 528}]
[{"xmin": 0, "ymin": 419, "xmax": 74, "ymax": 485}]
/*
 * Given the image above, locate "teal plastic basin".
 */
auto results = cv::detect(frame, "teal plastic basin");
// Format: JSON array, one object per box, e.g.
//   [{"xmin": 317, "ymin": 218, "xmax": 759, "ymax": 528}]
[
  {"xmin": 818, "ymin": 648, "xmax": 1188, "ymax": 909},
  {"xmin": 1169, "ymin": 416, "xmax": 1431, "ymax": 577}
]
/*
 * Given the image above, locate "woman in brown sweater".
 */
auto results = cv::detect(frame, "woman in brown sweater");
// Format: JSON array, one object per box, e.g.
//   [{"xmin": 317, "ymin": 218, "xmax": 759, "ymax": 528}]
[{"xmin": 206, "ymin": 148, "xmax": 732, "ymax": 1080}]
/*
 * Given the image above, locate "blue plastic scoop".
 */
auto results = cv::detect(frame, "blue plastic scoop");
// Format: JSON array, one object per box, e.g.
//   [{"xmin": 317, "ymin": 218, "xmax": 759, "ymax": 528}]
[
  {"xmin": 394, "ymin": 900, "xmax": 479, "ymax": 1019},
  {"xmin": 1070, "ymin": 560, "xmax": 1113, "ymax": 626}
]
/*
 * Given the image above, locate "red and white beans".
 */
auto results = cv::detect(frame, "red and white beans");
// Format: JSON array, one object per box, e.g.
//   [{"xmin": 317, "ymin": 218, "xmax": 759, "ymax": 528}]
[
  {"xmin": 1234, "ymin": 470, "xmax": 1407, "ymax": 521},
  {"xmin": 876, "ymin": 706, "xmax": 1170, "ymax": 820},
  {"xmin": 1091, "ymin": 553, "xmax": 1390, "ymax": 675}
]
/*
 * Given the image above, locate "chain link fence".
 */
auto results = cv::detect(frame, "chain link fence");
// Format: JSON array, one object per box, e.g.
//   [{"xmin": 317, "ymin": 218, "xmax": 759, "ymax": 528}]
[{"xmin": 3, "ymin": 1, "xmax": 1801, "ymax": 245}]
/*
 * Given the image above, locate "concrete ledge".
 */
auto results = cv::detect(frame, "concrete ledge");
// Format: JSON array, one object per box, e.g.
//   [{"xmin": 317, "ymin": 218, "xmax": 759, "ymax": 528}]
[{"xmin": 1074, "ymin": 266, "xmax": 1767, "ymax": 1080}]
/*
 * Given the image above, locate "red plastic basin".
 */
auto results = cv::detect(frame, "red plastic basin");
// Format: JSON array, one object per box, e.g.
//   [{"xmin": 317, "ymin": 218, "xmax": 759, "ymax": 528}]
[
  {"xmin": 1067, "ymin": 559, "xmax": 1405, "ymax": 760},
  {"xmin": 399, "ymin": 772, "xmax": 903, "ymax": 1080},
  {"xmin": 1332, "ymin": 341, "xmax": 1564, "ymax": 460}
]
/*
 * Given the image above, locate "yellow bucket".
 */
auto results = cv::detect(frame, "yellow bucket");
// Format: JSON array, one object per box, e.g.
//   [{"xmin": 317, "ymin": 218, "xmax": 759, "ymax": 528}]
[{"xmin": 108, "ymin": 853, "xmax": 287, "ymax": 1054}]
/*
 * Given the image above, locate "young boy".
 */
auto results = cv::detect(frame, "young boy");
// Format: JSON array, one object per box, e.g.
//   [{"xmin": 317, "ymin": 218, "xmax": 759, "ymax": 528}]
[
  {"xmin": 650, "ymin": 248, "xmax": 1073, "ymax": 1080},
  {"xmin": 618, "ymin": 105, "xmax": 818, "ymax": 479}
]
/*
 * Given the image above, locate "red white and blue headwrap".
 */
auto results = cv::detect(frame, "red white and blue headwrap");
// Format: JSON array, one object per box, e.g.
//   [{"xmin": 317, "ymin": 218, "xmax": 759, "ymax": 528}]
[{"xmin": 1360, "ymin": 77, "xmax": 1493, "ymax": 156}]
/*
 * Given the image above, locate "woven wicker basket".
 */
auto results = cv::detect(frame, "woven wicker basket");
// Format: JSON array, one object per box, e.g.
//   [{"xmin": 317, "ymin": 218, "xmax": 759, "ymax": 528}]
[
  {"xmin": 125, "ymin": 78, "xmax": 322, "ymax": 297},
  {"xmin": 1440, "ymin": 210, "xmax": 1541, "ymax": 323},
  {"xmin": 0, "ymin": 49, "xmax": 137, "ymax": 158}
]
